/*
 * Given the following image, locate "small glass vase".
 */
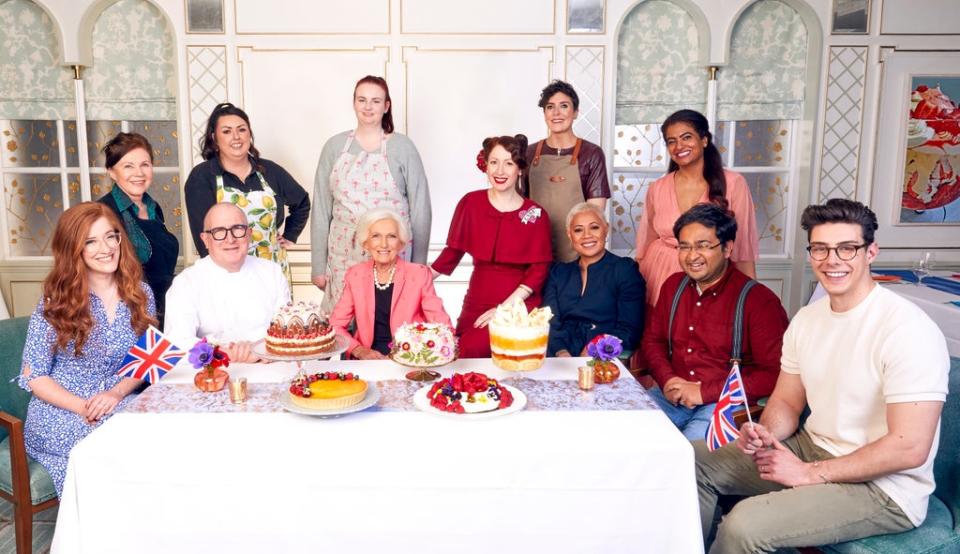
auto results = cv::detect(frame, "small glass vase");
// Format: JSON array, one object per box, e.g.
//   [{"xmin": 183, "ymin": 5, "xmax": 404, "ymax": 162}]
[
  {"xmin": 194, "ymin": 367, "xmax": 229, "ymax": 392},
  {"xmin": 592, "ymin": 360, "xmax": 620, "ymax": 384}
]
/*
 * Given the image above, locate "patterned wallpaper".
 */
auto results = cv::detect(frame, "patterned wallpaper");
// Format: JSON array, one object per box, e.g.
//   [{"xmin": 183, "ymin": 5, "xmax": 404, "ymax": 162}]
[{"xmin": 0, "ymin": 0, "xmax": 76, "ymax": 120}]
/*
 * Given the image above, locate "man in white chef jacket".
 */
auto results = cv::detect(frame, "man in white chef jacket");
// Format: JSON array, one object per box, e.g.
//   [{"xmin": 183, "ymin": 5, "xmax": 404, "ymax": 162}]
[{"xmin": 165, "ymin": 202, "xmax": 289, "ymax": 362}]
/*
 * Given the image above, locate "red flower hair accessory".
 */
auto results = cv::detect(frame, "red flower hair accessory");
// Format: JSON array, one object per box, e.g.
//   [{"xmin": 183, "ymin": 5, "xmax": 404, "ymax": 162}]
[{"xmin": 475, "ymin": 149, "xmax": 487, "ymax": 173}]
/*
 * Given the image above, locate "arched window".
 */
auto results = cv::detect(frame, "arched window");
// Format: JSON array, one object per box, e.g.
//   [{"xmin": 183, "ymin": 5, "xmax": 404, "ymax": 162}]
[
  {"xmin": 0, "ymin": 0, "xmax": 76, "ymax": 256},
  {"xmin": 612, "ymin": 0, "xmax": 811, "ymax": 257},
  {"xmin": 0, "ymin": 0, "xmax": 181, "ymax": 257},
  {"xmin": 83, "ymin": 0, "xmax": 182, "ymax": 244},
  {"xmin": 612, "ymin": 0, "xmax": 705, "ymax": 251},
  {"xmin": 716, "ymin": 0, "xmax": 808, "ymax": 254}
]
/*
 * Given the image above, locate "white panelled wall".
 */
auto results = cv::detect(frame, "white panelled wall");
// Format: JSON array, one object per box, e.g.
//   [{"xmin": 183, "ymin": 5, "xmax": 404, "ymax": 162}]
[{"xmin": 1, "ymin": 0, "xmax": 959, "ymax": 320}]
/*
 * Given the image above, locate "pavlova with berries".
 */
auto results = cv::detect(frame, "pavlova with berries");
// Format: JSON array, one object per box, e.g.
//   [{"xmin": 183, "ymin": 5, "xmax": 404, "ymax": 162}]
[{"xmin": 426, "ymin": 372, "xmax": 514, "ymax": 414}]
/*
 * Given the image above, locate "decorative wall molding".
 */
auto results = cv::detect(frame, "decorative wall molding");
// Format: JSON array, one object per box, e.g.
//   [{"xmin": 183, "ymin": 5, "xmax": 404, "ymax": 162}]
[
  {"xmin": 234, "ymin": 0, "xmax": 390, "ymax": 34},
  {"xmin": 565, "ymin": 45, "xmax": 604, "ymax": 145},
  {"xmin": 186, "ymin": 45, "xmax": 228, "ymax": 165},
  {"xmin": 401, "ymin": 46, "xmax": 554, "ymax": 243},
  {"xmin": 818, "ymin": 45, "xmax": 867, "ymax": 201},
  {"xmin": 399, "ymin": 0, "xmax": 554, "ymax": 34},
  {"xmin": 235, "ymin": 46, "xmax": 390, "ymax": 208}
]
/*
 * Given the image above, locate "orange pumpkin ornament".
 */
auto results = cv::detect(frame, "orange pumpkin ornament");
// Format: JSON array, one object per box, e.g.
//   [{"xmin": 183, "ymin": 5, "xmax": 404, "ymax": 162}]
[{"xmin": 592, "ymin": 360, "xmax": 620, "ymax": 384}]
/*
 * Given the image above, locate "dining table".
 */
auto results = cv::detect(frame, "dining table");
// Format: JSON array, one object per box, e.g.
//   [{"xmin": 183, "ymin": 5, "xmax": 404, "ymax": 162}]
[
  {"xmin": 51, "ymin": 356, "xmax": 703, "ymax": 554},
  {"xmin": 872, "ymin": 270, "xmax": 960, "ymax": 357}
]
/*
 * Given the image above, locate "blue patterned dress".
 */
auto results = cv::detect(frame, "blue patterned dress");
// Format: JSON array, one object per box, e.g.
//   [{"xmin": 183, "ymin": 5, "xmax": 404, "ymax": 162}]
[{"xmin": 18, "ymin": 284, "xmax": 155, "ymax": 496}]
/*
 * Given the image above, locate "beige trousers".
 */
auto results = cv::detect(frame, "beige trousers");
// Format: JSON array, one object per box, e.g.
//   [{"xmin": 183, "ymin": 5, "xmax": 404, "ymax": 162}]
[{"xmin": 695, "ymin": 430, "xmax": 914, "ymax": 553}]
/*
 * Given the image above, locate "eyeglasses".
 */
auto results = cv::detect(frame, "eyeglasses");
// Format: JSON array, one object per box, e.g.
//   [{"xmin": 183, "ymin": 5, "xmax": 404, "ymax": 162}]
[
  {"xmin": 677, "ymin": 241, "xmax": 722, "ymax": 254},
  {"xmin": 84, "ymin": 232, "xmax": 121, "ymax": 253},
  {"xmin": 806, "ymin": 243, "xmax": 866, "ymax": 261},
  {"xmin": 203, "ymin": 224, "xmax": 249, "ymax": 241}
]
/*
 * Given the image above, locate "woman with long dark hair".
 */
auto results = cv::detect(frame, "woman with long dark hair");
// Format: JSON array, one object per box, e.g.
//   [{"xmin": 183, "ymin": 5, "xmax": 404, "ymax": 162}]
[
  {"xmin": 635, "ymin": 109, "xmax": 758, "ymax": 307},
  {"xmin": 19, "ymin": 202, "xmax": 155, "ymax": 496},
  {"xmin": 432, "ymin": 134, "xmax": 552, "ymax": 358},
  {"xmin": 185, "ymin": 102, "xmax": 310, "ymax": 282},
  {"xmin": 311, "ymin": 76, "xmax": 432, "ymax": 313}
]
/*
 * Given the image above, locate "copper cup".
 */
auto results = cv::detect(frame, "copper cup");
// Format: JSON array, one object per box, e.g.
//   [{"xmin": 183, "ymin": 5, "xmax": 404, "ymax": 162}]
[
  {"xmin": 578, "ymin": 366, "xmax": 595, "ymax": 390},
  {"xmin": 229, "ymin": 377, "xmax": 248, "ymax": 404}
]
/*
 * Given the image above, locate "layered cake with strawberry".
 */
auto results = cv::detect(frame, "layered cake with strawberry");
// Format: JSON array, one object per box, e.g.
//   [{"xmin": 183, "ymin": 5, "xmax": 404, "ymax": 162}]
[
  {"xmin": 426, "ymin": 372, "xmax": 513, "ymax": 414},
  {"xmin": 488, "ymin": 299, "xmax": 553, "ymax": 371},
  {"xmin": 266, "ymin": 301, "xmax": 336, "ymax": 356},
  {"xmin": 288, "ymin": 371, "xmax": 367, "ymax": 410},
  {"xmin": 391, "ymin": 322, "xmax": 457, "ymax": 367}
]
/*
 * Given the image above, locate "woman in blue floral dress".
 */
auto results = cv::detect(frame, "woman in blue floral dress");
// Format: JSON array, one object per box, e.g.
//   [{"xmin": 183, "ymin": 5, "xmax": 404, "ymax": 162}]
[{"xmin": 19, "ymin": 202, "xmax": 155, "ymax": 496}]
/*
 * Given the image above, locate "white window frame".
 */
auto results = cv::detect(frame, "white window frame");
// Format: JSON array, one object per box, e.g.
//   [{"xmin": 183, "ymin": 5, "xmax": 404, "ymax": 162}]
[{"xmin": 0, "ymin": 115, "xmax": 181, "ymax": 261}]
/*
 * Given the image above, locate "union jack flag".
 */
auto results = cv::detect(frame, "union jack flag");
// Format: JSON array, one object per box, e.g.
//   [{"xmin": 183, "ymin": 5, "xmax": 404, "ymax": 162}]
[
  {"xmin": 116, "ymin": 326, "xmax": 185, "ymax": 384},
  {"xmin": 705, "ymin": 362, "xmax": 750, "ymax": 451}
]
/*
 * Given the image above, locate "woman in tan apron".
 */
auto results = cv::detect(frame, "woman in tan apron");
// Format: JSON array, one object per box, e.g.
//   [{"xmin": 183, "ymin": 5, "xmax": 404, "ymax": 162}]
[
  {"xmin": 311, "ymin": 76, "xmax": 431, "ymax": 314},
  {"xmin": 525, "ymin": 80, "xmax": 611, "ymax": 263},
  {"xmin": 185, "ymin": 102, "xmax": 310, "ymax": 287}
]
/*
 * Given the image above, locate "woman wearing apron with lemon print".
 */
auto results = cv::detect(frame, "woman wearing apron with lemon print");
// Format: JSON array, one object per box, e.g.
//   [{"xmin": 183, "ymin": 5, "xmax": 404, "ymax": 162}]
[
  {"xmin": 311, "ymin": 76, "xmax": 432, "ymax": 314},
  {"xmin": 523, "ymin": 81, "xmax": 610, "ymax": 263},
  {"xmin": 185, "ymin": 103, "xmax": 310, "ymax": 284}
]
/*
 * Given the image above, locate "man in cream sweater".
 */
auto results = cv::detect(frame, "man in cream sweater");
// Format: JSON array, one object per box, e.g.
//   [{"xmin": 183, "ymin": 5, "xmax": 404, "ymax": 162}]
[{"xmin": 696, "ymin": 199, "xmax": 949, "ymax": 552}]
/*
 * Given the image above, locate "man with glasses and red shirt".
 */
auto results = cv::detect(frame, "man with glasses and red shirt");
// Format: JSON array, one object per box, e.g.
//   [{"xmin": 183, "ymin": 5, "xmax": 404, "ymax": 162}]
[
  {"xmin": 696, "ymin": 198, "xmax": 949, "ymax": 552},
  {"xmin": 642, "ymin": 203, "xmax": 788, "ymax": 440},
  {"xmin": 165, "ymin": 202, "xmax": 290, "ymax": 362}
]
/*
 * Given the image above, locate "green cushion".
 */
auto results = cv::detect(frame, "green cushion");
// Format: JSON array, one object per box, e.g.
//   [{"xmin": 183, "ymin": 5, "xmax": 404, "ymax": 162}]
[
  {"xmin": 932, "ymin": 357, "xmax": 960, "ymax": 531},
  {"xmin": 821, "ymin": 496, "xmax": 960, "ymax": 553},
  {"xmin": 824, "ymin": 357, "xmax": 960, "ymax": 552},
  {"xmin": 0, "ymin": 437, "xmax": 57, "ymax": 504},
  {"xmin": 0, "ymin": 317, "xmax": 31, "ymax": 442}
]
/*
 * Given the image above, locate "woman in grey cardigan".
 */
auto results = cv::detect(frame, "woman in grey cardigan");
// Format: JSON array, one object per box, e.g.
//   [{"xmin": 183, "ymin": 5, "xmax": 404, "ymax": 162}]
[{"xmin": 311, "ymin": 75, "xmax": 432, "ymax": 313}]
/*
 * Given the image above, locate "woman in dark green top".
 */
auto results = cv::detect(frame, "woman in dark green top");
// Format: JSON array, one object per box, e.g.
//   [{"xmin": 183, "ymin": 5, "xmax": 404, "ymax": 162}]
[{"xmin": 97, "ymin": 132, "xmax": 179, "ymax": 326}]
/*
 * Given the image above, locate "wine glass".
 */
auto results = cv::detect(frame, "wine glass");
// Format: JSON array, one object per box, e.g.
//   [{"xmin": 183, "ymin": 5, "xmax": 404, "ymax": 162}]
[{"xmin": 911, "ymin": 252, "xmax": 935, "ymax": 286}]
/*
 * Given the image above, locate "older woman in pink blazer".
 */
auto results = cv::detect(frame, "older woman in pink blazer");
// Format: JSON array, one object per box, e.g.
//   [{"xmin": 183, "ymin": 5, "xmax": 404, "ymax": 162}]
[{"xmin": 331, "ymin": 208, "xmax": 451, "ymax": 360}]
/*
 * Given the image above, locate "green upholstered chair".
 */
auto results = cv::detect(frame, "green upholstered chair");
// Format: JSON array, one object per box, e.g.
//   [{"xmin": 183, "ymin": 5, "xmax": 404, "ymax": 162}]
[
  {"xmin": 0, "ymin": 316, "xmax": 58, "ymax": 554},
  {"xmin": 821, "ymin": 357, "xmax": 960, "ymax": 553}
]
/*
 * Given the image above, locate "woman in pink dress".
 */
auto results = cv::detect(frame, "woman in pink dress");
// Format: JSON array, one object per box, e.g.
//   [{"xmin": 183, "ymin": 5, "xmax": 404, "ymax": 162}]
[{"xmin": 635, "ymin": 109, "xmax": 758, "ymax": 307}]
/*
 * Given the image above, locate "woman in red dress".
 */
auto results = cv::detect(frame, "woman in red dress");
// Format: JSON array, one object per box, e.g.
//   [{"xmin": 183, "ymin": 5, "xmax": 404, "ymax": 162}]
[{"xmin": 432, "ymin": 135, "xmax": 553, "ymax": 358}]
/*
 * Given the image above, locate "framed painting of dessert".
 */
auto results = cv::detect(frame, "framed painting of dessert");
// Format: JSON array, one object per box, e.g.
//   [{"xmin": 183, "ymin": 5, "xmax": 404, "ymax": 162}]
[
  {"xmin": 871, "ymin": 51, "xmax": 960, "ymax": 249},
  {"xmin": 900, "ymin": 76, "xmax": 960, "ymax": 224}
]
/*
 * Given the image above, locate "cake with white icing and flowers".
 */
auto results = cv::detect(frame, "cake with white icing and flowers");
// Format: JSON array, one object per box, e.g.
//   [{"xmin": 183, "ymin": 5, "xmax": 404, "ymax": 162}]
[
  {"xmin": 266, "ymin": 301, "xmax": 336, "ymax": 356},
  {"xmin": 391, "ymin": 322, "xmax": 457, "ymax": 367},
  {"xmin": 488, "ymin": 299, "xmax": 552, "ymax": 371},
  {"xmin": 426, "ymin": 372, "xmax": 514, "ymax": 414}
]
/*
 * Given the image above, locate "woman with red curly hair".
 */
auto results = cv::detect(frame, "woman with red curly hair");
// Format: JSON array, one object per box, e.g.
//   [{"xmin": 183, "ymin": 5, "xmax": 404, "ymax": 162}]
[
  {"xmin": 18, "ymin": 202, "xmax": 155, "ymax": 497},
  {"xmin": 431, "ymin": 135, "xmax": 553, "ymax": 357}
]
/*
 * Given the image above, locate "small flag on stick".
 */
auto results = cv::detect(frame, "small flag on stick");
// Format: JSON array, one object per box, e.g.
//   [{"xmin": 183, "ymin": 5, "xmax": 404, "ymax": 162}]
[
  {"xmin": 115, "ymin": 326, "xmax": 185, "ymax": 384},
  {"xmin": 705, "ymin": 361, "xmax": 751, "ymax": 452}
]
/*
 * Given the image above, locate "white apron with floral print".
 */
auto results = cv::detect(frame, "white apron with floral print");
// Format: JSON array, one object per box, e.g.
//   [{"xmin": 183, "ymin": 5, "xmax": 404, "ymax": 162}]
[
  {"xmin": 216, "ymin": 172, "xmax": 291, "ymax": 284},
  {"xmin": 322, "ymin": 131, "xmax": 411, "ymax": 313}
]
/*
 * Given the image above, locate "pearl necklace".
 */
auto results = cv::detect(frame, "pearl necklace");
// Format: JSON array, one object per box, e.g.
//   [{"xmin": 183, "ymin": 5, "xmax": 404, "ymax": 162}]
[{"xmin": 373, "ymin": 264, "xmax": 396, "ymax": 291}]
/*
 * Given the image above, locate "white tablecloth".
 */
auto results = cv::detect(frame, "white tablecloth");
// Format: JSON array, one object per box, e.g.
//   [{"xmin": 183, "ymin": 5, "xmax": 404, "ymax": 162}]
[
  {"xmin": 884, "ymin": 281, "xmax": 960, "ymax": 357},
  {"xmin": 53, "ymin": 357, "xmax": 703, "ymax": 554}
]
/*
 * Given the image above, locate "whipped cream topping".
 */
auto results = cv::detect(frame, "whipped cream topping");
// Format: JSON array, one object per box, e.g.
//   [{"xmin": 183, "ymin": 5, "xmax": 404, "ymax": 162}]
[{"xmin": 491, "ymin": 298, "xmax": 553, "ymax": 328}]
